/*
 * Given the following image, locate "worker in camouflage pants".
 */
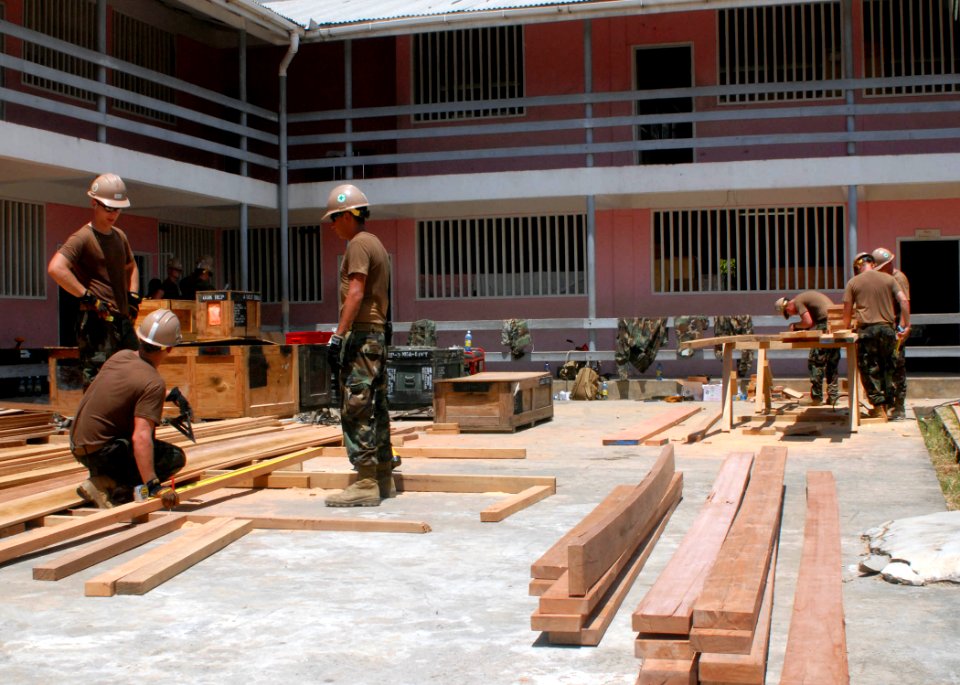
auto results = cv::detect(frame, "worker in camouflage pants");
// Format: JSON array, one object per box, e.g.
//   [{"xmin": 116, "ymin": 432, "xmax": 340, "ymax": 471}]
[
  {"xmin": 340, "ymin": 329, "xmax": 393, "ymax": 470},
  {"xmin": 855, "ymin": 323, "xmax": 898, "ymax": 410},
  {"xmin": 872, "ymin": 247, "xmax": 911, "ymax": 421}
]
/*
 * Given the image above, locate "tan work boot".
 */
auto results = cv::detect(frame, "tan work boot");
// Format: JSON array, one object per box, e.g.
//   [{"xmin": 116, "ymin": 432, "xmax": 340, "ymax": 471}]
[
  {"xmin": 325, "ymin": 465, "xmax": 380, "ymax": 507},
  {"xmin": 377, "ymin": 462, "xmax": 396, "ymax": 499},
  {"xmin": 76, "ymin": 475, "xmax": 117, "ymax": 509}
]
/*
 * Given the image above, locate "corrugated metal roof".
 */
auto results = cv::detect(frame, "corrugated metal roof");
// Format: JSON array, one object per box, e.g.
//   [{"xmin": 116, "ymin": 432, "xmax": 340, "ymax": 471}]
[{"xmin": 255, "ymin": 0, "xmax": 598, "ymax": 30}]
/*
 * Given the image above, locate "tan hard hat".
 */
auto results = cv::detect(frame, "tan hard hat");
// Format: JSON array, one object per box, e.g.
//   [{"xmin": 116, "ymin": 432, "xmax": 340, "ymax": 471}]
[
  {"xmin": 871, "ymin": 247, "xmax": 895, "ymax": 270},
  {"xmin": 321, "ymin": 183, "xmax": 369, "ymax": 221},
  {"xmin": 195, "ymin": 256, "xmax": 214, "ymax": 272},
  {"xmin": 167, "ymin": 257, "xmax": 183, "ymax": 271},
  {"xmin": 852, "ymin": 251, "xmax": 874, "ymax": 273},
  {"xmin": 136, "ymin": 309, "xmax": 182, "ymax": 348},
  {"xmin": 774, "ymin": 297, "xmax": 790, "ymax": 319},
  {"xmin": 87, "ymin": 173, "xmax": 131, "ymax": 208}
]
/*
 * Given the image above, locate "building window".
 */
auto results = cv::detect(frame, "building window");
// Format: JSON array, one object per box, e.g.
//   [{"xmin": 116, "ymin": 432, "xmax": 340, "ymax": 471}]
[
  {"xmin": 417, "ymin": 214, "xmax": 586, "ymax": 299},
  {"xmin": 863, "ymin": 0, "xmax": 960, "ymax": 96},
  {"xmin": 158, "ymin": 222, "xmax": 217, "ymax": 289},
  {"xmin": 0, "ymin": 199, "xmax": 46, "ymax": 298},
  {"xmin": 652, "ymin": 206, "xmax": 846, "ymax": 293},
  {"xmin": 718, "ymin": 2, "xmax": 843, "ymax": 103},
  {"xmin": 412, "ymin": 26, "xmax": 525, "ymax": 122},
  {"xmin": 221, "ymin": 226, "xmax": 322, "ymax": 304},
  {"xmin": 21, "ymin": 0, "xmax": 97, "ymax": 102},
  {"xmin": 111, "ymin": 12, "xmax": 176, "ymax": 123}
]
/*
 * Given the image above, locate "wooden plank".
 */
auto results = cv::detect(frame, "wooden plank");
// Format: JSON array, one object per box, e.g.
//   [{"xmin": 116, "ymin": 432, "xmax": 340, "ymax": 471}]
[
  {"xmin": 633, "ymin": 452, "xmax": 754, "ymax": 635},
  {"xmin": 150, "ymin": 512, "xmax": 432, "ymax": 534},
  {"xmin": 541, "ymin": 490, "xmax": 681, "ymax": 647},
  {"xmin": 114, "ymin": 517, "xmax": 254, "ymax": 595},
  {"xmin": 0, "ymin": 447, "xmax": 322, "ymax": 566},
  {"xmin": 480, "ymin": 484, "xmax": 554, "ymax": 522},
  {"xmin": 321, "ymin": 445, "xmax": 526, "ymax": 459},
  {"xmin": 634, "ymin": 633, "xmax": 696, "ymax": 660},
  {"xmin": 697, "ymin": 535, "xmax": 778, "ymax": 684},
  {"xmin": 636, "ymin": 656, "xmax": 699, "ymax": 685},
  {"xmin": 779, "ymin": 471, "xmax": 849, "ymax": 685},
  {"xmin": 692, "ymin": 446, "xmax": 786, "ymax": 632},
  {"xmin": 602, "ymin": 406, "xmax": 702, "ymax": 445},
  {"xmin": 32, "ymin": 514, "xmax": 188, "ymax": 581},
  {"xmin": 721, "ymin": 343, "xmax": 736, "ymax": 432},
  {"xmin": 567, "ymin": 444, "xmax": 675, "ymax": 596},
  {"xmin": 530, "ymin": 484, "xmax": 638, "ymax": 581},
  {"xmin": 685, "ymin": 410, "xmax": 723, "ymax": 443}
]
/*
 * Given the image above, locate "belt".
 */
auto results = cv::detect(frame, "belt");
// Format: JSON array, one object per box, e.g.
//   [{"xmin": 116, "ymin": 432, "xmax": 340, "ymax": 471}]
[
  {"xmin": 352, "ymin": 322, "xmax": 385, "ymax": 333},
  {"xmin": 71, "ymin": 444, "xmax": 103, "ymax": 458}
]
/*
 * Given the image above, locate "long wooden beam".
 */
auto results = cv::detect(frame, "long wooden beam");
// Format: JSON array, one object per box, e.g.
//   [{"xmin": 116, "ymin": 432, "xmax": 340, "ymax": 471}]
[
  {"xmin": 480, "ymin": 485, "xmax": 554, "ymax": 522},
  {"xmin": 149, "ymin": 511, "xmax": 431, "ymax": 534},
  {"xmin": 602, "ymin": 406, "xmax": 702, "ymax": 445}
]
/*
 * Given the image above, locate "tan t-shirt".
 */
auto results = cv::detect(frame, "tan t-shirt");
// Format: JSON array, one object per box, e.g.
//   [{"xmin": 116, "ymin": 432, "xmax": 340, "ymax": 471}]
[
  {"xmin": 340, "ymin": 230, "xmax": 390, "ymax": 325},
  {"xmin": 70, "ymin": 349, "xmax": 166, "ymax": 451},
  {"xmin": 843, "ymin": 270, "xmax": 902, "ymax": 326},
  {"xmin": 58, "ymin": 224, "xmax": 134, "ymax": 315},
  {"xmin": 794, "ymin": 290, "xmax": 834, "ymax": 324}
]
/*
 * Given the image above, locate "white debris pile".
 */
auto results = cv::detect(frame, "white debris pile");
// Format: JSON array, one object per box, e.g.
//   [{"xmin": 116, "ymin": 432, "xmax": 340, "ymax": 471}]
[{"xmin": 861, "ymin": 511, "xmax": 960, "ymax": 586}]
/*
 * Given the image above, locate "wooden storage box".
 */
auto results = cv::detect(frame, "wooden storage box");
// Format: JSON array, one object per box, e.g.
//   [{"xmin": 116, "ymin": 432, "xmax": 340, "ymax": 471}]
[
  {"xmin": 433, "ymin": 371, "xmax": 553, "ymax": 432},
  {"xmin": 48, "ymin": 343, "xmax": 297, "ymax": 420},
  {"xmin": 135, "ymin": 299, "xmax": 197, "ymax": 341},
  {"xmin": 195, "ymin": 291, "xmax": 261, "ymax": 340}
]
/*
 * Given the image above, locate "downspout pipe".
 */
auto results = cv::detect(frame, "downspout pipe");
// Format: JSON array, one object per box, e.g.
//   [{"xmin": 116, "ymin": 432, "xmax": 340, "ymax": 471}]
[{"xmin": 278, "ymin": 31, "xmax": 300, "ymax": 334}]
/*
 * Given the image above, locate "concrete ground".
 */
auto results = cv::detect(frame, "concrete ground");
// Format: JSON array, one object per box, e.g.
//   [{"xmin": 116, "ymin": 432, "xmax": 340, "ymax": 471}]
[{"xmin": 1, "ymin": 398, "xmax": 958, "ymax": 685}]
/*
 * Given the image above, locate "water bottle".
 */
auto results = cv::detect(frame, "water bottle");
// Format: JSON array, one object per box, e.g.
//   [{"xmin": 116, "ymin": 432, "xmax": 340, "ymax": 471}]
[
  {"xmin": 544, "ymin": 362, "xmax": 551, "ymax": 375},
  {"xmin": 464, "ymin": 330, "xmax": 472, "ymax": 349},
  {"xmin": 601, "ymin": 381, "xmax": 608, "ymax": 400},
  {"xmin": 656, "ymin": 362, "xmax": 663, "ymax": 381}
]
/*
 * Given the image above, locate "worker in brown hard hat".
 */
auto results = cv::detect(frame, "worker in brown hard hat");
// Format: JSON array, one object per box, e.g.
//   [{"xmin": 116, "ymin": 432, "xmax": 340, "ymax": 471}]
[
  {"xmin": 70, "ymin": 309, "xmax": 185, "ymax": 509},
  {"xmin": 156, "ymin": 256, "xmax": 184, "ymax": 300},
  {"xmin": 47, "ymin": 173, "xmax": 141, "ymax": 389},
  {"xmin": 179, "ymin": 256, "xmax": 215, "ymax": 300},
  {"xmin": 321, "ymin": 183, "xmax": 396, "ymax": 508},
  {"xmin": 872, "ymin": 247, "xmax": 911, "ymax": 420},
  {"xmin": 852, "ymin": 251, "xmax": 874, "ymax": 275},
  {"xmin": 775, "ymin": 291, "xmax": 840, "ymax": 406}
]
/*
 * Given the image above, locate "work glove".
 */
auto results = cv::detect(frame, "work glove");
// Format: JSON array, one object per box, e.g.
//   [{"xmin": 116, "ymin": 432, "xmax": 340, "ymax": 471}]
[
  {"xmin": 135, "ymin": 477, "xmax": 180, "ymax": 509},
  {"xmin": 128, "ymin": 291, "xmax": 142, "ymax": 319},
  {"xmin": 80, "ymin": 290, "xmax": 113, "ymax": 321},
  {"xmin": 327, "ymin": 334, "xmax": 343, "ymax": 380}
]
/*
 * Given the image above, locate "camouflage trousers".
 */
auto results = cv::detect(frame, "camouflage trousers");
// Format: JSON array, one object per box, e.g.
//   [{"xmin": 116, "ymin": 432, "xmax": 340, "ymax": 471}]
[
  {"xmin": 856, "ymin": 323, "xmax": 897, "ymax": 408},
  {"xmin": 336, "ymin": 330, "xmax": 393, "ymax": 468},
  {"xmin": 75, "ymin": 437, "xmax": 186, "ymax": 489},
  {"xmin": 892, "ymin": 342, "xmax": 907, "ymax": 413},
  {"xmin": 616, "ymin": 317, "xmax": 668, "ymax": 375},
  {"xmin": 808, "ymin": 322, "xmax": 840, "ymax": 402},
  {"xmin": 76, "ymin": 311, "xmax": 139, "ymax": 389}
]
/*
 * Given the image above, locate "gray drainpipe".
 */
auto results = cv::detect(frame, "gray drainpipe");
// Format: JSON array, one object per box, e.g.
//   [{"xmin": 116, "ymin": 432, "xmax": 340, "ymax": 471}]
[
  {"xmin": 278, "ymin": 32, "xmax": 300, "ymax": 333},
  {"xmin": 584, "ymin": 20, "xmax": 598, "ymax": 355},
  {"xmin": 842, "ymin": 0, "xmax": 858, "ymax": 279},
  {"xmin": 96, "ymin": 0, "xmax": 106, "ymax": 143},
  {"xmin": 239, "ymin": 29, "xmax": 250, "ymax": 291}
]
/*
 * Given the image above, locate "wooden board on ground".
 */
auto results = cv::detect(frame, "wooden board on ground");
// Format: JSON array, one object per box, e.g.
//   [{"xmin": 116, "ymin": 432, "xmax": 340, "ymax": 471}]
[
  {"xmin": 602, "ymin": 405, "xmax": 702, "ymax": 445},
  {"xmin": 480, "ymin": 485, "xmax": 554, "ymax": 522},
  {"xmin": 779, "ymin": 471, "xmax": 849, "ymax": 685},
  {"xmin": 320, "ymin": 445, "xmax": 526, "ymax": 459},
  {"xmin": 685, "ymin": 410, "xmax": 723, "ymax": 443}
]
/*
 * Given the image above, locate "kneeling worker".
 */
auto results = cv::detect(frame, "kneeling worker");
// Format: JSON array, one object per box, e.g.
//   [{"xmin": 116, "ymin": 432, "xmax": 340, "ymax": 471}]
[{"xmin": 70, "ymin": 309, "xmax": 185, "ymax": 508}]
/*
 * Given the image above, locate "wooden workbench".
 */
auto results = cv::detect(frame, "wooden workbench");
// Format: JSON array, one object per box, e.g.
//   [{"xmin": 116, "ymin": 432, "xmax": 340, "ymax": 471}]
[{"xmin": 679, "ymin": 331, "xmax": 860, "ymax": 433}]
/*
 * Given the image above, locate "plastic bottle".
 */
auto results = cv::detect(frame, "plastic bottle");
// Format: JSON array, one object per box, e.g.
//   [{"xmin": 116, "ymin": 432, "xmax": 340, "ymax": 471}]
[
  {"xmin": 656, "ymin": 362, "xmax": 663, "ymax": 381},
  {"xmin": 544, "ymin": 362, "xmax": 551, "ymax": 375},
  {"xmin": 601, "ymin": 381, "xmax": 608, "ymax": 399},
  {"xmin": 464, "ymin": 330, "xmax": 472, "ymax": 349}
]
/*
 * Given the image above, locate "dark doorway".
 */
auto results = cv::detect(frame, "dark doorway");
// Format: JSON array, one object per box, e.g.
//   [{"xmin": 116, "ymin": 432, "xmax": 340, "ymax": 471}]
[
  {"xmin": 635, "ymin": 45, "xmax": 693, "ymax": 165},
  {"xmin": 900, "ymin": 239, "xmax": 960, "ymax": 373}
]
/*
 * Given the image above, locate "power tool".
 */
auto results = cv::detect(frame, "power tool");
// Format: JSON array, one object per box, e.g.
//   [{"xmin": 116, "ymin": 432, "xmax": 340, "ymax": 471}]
[{"xmin": 164, "ymin": 386, "xmax": 196, "ymax": 443}]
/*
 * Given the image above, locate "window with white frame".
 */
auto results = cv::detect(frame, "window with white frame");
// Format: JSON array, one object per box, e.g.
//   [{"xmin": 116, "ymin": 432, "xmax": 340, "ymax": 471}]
[
  {"xmin": 21, "ymin": 0, "xmax": 97, "ymax": 102},
  {"xmin": 412, "ymin": 26, "xmax": 525, "ymax": 122},
  {"xmin": 1, "ymin": 199, "xmax": 46, "ymax": 298},
  {"xmin": 718, "ymin": 2, "xmax": 843, "ymax": 103},
  {"xmin": 652, "ymin": 206, "xmax": 846, "ymax": 293},
  {"xmin": 863, "ymin": 0, "xmax": 960, "ymax": 96},
  {"xmin": 111, "ymin": 11, "xmax": 176, "ymax": 123},
  {"xmin": 158, "ymin": 221, "xmax": 217, "ymax": 285},
  {"xmin": 221, "ymin": 225, "xmax": 322, "ymax": 304},
  {"xmin": 417, "ymin": 215, "xmax": 586, "ymax": 299}
]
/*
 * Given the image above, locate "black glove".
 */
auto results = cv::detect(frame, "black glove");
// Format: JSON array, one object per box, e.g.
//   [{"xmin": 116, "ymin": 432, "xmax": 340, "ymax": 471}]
[
  {"xmin": 327, "ymin": 334, "xmax": 343, "ymax": 379},
  {"xmin": 80, "ymin": 290, "xmax": 113, "ymax": 321},
  {"xmin": 128, "ymin": 291, "xmax": 142, "ymax": 319}
]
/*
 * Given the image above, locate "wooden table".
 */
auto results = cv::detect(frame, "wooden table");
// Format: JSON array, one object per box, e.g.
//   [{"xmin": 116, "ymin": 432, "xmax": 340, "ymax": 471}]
[{"xmin": 679, "ymin": 331, "xmax": 860, "ymax": 433}]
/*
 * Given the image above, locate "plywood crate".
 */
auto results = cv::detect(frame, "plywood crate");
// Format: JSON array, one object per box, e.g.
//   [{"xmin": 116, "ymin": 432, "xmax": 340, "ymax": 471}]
[
  {"xmin": 135, "ymin": 299, "xmax": 197, "ymax": 341},
  {"xmin": 48, "ymin": 343, "xmax": 297, "ymax": 420},
  {"xmin": 433, "ymin": 371, "xmax": 553, "ymax": 432},
  {"xmin": 195, "ymin": 291, "xmax": 261, "ymax": 340}
]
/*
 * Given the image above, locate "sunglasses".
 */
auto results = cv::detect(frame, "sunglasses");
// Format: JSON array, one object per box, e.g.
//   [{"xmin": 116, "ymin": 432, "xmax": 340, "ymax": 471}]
[
  {"xmin": 94, "ymin": 200, "xmax": 121, "ymax": 213},
  {"xmin": 328, "ymin": 211, "xmax": 345, "ymax": 223}
]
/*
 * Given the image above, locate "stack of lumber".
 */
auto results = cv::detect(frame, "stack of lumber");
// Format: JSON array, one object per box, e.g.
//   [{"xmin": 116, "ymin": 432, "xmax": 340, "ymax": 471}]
[
  {"xmin": 631, "ymin": 446, "xmax": 786, "ymax": 685},
  {"xmin": 0, "ymin": 409, "xmax": 58, "ymax": 446},
  {"xmin": 530, "ymin": 444, "xmax": 683, "ymax": 646}
]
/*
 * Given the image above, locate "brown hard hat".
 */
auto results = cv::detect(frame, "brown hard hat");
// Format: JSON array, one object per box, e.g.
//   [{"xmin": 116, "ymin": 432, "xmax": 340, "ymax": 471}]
[
  {"xmin": 774, "ymin": 297, "xmax": 790, "ymax": 319},
  {"xmin": 167, "ymin": 257, "xmax": 183, "ymax": 271},
  {"xmin": 136, "ymin": 309, "xmax": 182, "ymax": 348},
  {"xmin": 87, "ymin": 173, "xmax": 131, "ymax": 208},
  {"xmin": 321, "ymin": 183, "xmax": 369, "ymax": 222},
  {"xmin": 852, "ymin": 251, "xmax": 875, "ymax": 273},
  {"xmin": 871, "ymin": 247, "xmax": 895, "ymax": 270}
]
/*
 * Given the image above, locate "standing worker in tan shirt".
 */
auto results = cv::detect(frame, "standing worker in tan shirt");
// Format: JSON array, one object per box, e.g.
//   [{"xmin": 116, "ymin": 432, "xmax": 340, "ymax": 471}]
[
  {"xmin": 321, "ymin": 184, "xmax": 396, "ymax": 508},
  {"xmin": 47, "ymin": 173, "xmax": 141, "ymax": 389},
  {"xmin": 872, "ymin": 247, "xmax": 911, "ymax": 421}
]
